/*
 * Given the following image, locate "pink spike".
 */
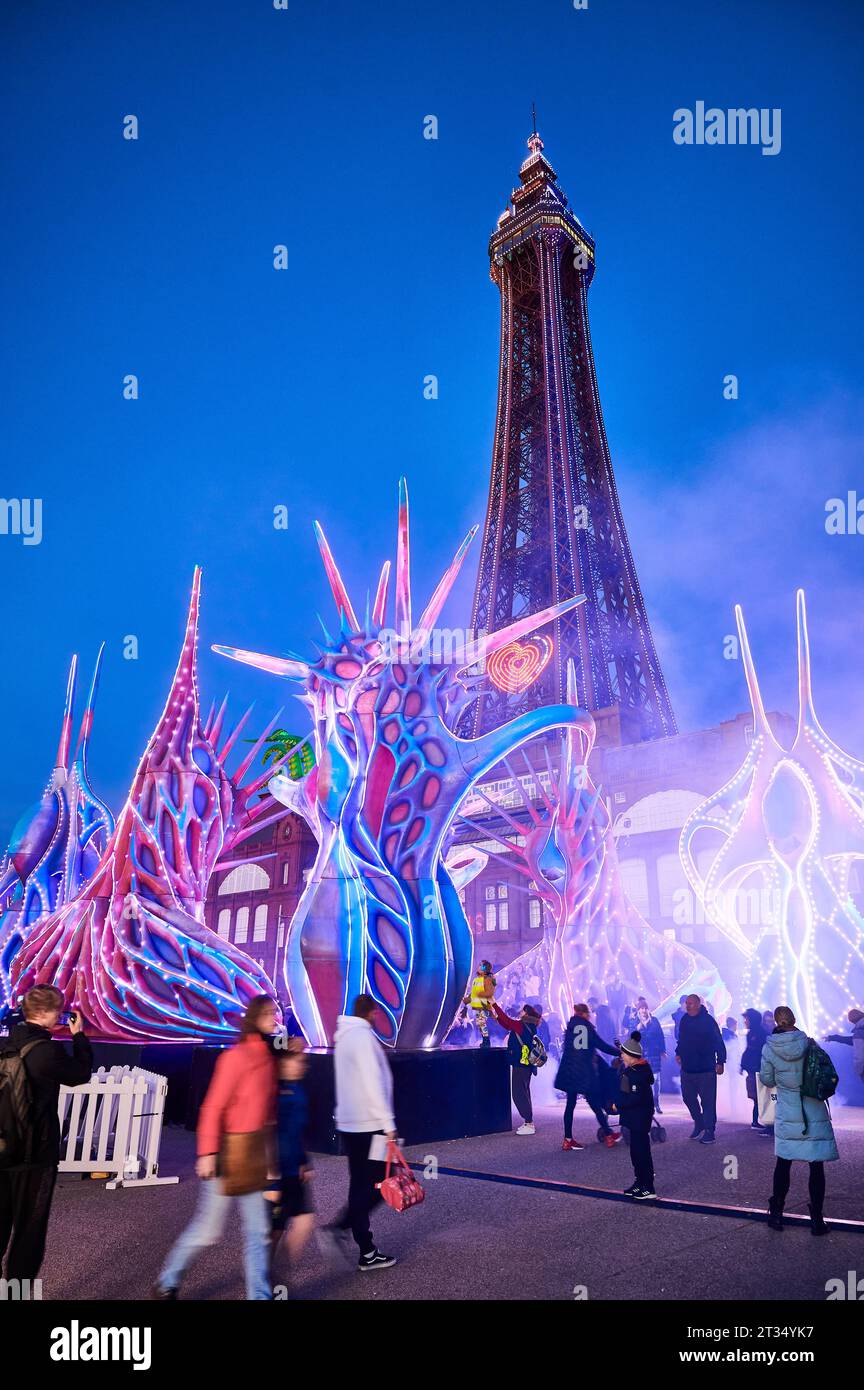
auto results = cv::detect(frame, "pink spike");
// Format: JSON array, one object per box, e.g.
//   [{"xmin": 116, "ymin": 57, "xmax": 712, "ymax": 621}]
[
  {"xmin": 795, "ymin": 588, "xmax": 818, "ymax": 742},
  {"xmin": 415, "ymin": 525, "xmax": 479, "ymax": 638},
  {"xmin": 212, "ymin": 645, "xmax": 309, "ymax": 680},
  {"xmin": 217, "ymin": 703, "xmax": 255, "ymax": 764},
  {"xmin": 55, "ymin": 654, "xmax": 78, "ymax": 772},
  {"xmin": 470, "ymin": 593, "xmax": 587, "ymax": 666},
  {"xmin": 72, "ymin": 643, "xmax": 105, "ymax": 764},
  {"xmin": 203, "ymin": 698, "xmax": 216, "ymax": 738},
  {"xmin": 232, "ymin": 706, "xmax": 285, "ymax": 786},
  {"xmin": 209, "ymin": 693, "xmax": 230, "ymax": 748},
  {"xmin": 313, "ymin": 521, "xmax": 359, "ymax": 631},
  {"xmin": 372, "ymin": 560, "xmax": 391, "ymax": 628},
  {"xmin": 395, "ymin": 477, "xmax": 412, "ymax": 633},
  {"xmin": 734, "ymin": 604, "xmax": 775, "ymax": 743}
]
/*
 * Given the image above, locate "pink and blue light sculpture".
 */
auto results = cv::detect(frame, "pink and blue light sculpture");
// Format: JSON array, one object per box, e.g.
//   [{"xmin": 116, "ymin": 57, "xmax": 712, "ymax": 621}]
[
  {"xmin": 680, "ymin": 590, "xmax": 864, "ymax": 1036},
  {"xmin": 457, "ymin": 661, "xmax": 730, "ymax": 1023},
  {"xmin": 214, "ymin": 478, "xmax": 589, "ymax": 1048},
  {"xmin": 0, "ymin": 649, "xmax": 114, "ymax": 1011},
  {"xmin": 11, "ymin": 570, "xmax": 288, "ymax": 1039}
]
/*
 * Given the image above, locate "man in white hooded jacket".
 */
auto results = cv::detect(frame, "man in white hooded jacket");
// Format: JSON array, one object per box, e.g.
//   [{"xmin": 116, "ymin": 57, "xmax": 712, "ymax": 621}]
[{"xmin": 323, "ymin": 994, "xmax": 397, "ymax": 1271}]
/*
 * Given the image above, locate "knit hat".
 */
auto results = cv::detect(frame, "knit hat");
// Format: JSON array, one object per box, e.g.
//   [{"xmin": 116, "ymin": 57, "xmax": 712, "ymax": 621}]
[
  {"xmin": 620, "ymin": 1030, "xmax": 643, "ymax": 1058},
  {"xmin": 523, "ymin": 1004, "xmax": 542, "ymax": 1021}
]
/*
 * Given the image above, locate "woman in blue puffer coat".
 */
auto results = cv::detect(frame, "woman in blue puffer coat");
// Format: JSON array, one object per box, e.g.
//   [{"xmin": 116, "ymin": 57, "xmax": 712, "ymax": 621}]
[{"xmin": 760, "ymin": 1005, "xmax": 838, "ymax": 1235}]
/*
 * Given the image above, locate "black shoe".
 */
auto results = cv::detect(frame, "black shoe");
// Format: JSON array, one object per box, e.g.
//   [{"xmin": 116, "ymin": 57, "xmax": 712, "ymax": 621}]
[
  {"xmin": 633, "ymin": 1187, "xmax": 657, "ymax": 1200},
  {"xmin": 151, "ymin": 1283, "xmax": 178, "ymax": 1300},
  {"xmin": 809, "ymin": 1204, "xmax": 831, "ymax": 1236},
  {"xmin": 655, "ymin": 1104, "xmax": 663, "ymax": 1114},
  {"xmin": 688, "ymin": 1125, "xmax": 704, "ymax": 1139},
  {"xmin": 358, "ymin": 1248, "xmax": 397, "ymax": 1272},
  {"xmin": 767, "ymin": 1200, "xmax": 784, "ymax": 1231},
  {"xmin": 699, "ymin": 1130, "xmax": 716, "ymax": 1145},
  {"xmin": 750, "ymin": 1120, "xmax": 763, "ymax": 1129},
  {"xmin": 623, "ymin": 1182, "xmax": 641, "ymax": 1197}
]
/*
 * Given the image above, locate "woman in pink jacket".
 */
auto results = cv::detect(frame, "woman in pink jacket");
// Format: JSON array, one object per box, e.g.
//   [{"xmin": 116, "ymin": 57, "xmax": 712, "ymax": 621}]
[{"xmin": 154, "ymin": 995, "xmax": 278, "ymax": 1301}]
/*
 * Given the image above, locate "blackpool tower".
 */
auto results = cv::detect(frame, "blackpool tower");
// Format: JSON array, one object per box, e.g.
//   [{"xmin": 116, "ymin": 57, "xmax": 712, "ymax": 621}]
[{"xmin": 470, "ymin": 129, "xmax": 676, "ymax": 742}]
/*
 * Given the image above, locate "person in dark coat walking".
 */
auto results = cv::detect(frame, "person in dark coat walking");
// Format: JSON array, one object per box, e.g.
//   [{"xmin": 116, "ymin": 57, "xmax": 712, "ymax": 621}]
[
  {"xmin": 635, "ymin": 1004, "xmax": 666, "ymax": 1112},
  {"xmin": 618, "ymin": 1032, "xmax": 656, "ymax": 1199},
  {"xmin": 0, "ymin": 984, "xmax": 93, "ymax": 1281},
  {"xmin": 740, "ymin": 1008, "xmax": 768, "ymax": 1128},
  {"xmin": 675, "ymin": 994, "xmax": 726, "ymax": 1144},
  {"xmin": 761, "ymin": 1006, "xmax": 838, "ymax": 1234},
  {"xmin": 554, "ymin": 1003, "xmax": 622, "ymax": 1149}
]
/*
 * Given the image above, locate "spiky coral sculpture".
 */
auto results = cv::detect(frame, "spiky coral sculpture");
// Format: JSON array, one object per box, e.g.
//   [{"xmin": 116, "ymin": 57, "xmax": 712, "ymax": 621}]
[
  {"xmin": 681, "ymin": 590, "xmax": 864, "ymax": 1035},
  {"xmin": 456, "ymin": 661, "xmax": 729, "ymax": 1023},
  {"xmin": 11, "ymin": 570, "xmax": 286, "ymax": 1038},
  {"xmin": 0, "ymin": 649, "xmax": 114, "ymax": 1010},
  {"xmin": 215, "ymin": 479, "xmax": 589, "ymax": 1048}
]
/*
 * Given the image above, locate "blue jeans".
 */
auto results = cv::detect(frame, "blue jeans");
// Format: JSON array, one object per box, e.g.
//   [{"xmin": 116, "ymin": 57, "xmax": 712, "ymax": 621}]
[{"xmin": 159, "ymin": 1178, "xmax": 271, "ymax": 1300}]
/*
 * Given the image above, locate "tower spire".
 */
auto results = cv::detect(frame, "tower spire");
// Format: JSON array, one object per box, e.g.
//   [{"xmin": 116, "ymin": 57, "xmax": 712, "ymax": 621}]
[{"xmin": 469, "ymin": 135, "xmax": 676, "ymax": 741}]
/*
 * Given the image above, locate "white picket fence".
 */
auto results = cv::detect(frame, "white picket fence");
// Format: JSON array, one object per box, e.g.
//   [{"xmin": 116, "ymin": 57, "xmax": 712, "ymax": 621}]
[{"xmin": 57, "ymin": 1065, "xmax": 178, "ymax": 1190}]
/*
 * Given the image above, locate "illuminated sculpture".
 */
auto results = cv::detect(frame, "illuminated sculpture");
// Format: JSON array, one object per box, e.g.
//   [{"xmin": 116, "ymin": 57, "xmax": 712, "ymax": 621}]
[
  {"xmin": 12, "ymin": 570, "xmax": 287, "ymax": 1039},
  {"xmin": 680, "ymin": 590, "xmax": 864, "ymax": 1036},
  {"xmin": 214, "ymin": 478, "xmax": 589, "ymax": 1048},
  {"xmin": 456, "ymin": 662, "xmax": 729, "ymax": 1023},
  {"xmin": 0, "ymin": 650, "xmax": 114, "ymax": 1010}
]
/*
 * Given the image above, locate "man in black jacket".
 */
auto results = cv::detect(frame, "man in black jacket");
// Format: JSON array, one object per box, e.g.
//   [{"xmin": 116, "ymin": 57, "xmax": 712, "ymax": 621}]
[
  {"xmin": 675, "ymin": 994, "xmax": 726, "ymax": 1145},
  {"xmin": 0, "ymin": 984, "xmax": 93, "ymax": 1280}
]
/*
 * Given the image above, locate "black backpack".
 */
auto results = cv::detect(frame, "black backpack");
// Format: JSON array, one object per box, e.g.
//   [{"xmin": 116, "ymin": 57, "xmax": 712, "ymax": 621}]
[
  {"xmin": 801, "ymin": 1038, "xmax": 838, "ymax": 1102},
  {"xmin": 0, "ymin": 1039, "xmax": 48, "ymax": 1169}
]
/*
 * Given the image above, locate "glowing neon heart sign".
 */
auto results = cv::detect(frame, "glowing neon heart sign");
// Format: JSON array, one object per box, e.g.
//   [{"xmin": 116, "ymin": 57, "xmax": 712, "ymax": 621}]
[{"xmin": 487, "ymin": 635, "xmax": 554, "ymax": 693}]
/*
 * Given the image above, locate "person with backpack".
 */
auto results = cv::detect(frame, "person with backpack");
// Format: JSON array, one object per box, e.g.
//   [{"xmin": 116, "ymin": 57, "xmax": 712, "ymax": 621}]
[
  {"xmin": 0, "ymin": 984, "xmax": 93, "ymax": 1281},
  {"xmin": 490, "ymin": 999, "xmax": 545, "ymax": 1134},
  {"xmin": 760, "ymin": 1005, "xmax": 839, "ymax": 1235},
  {"xmin": 554, "ymin": 1002, "xmax": 622, "ymax": 1149}
]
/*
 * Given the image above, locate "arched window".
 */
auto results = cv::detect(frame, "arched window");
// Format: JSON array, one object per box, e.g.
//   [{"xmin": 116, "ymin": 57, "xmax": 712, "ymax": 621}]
[
  {"xmin": 657, "ymin": 853, "xmax": 689, "ymax": 917},
  {"xmin": 218, "ymin": 863, "xmax": 271, "ymax": 896},
  {"xmin": 618, "ymin": 858, "xmax": 650, "ymax": 916},
  {"xmin": 253, "ymin": 904, "xmax": 268, "ymax": 942},
  {"xmin": 216, "ymin": 909, "xmax": 231, "ymax": 940},
  {"xmin": 235, "ymin": 907, "xmax": 249, "ymax": 944}
]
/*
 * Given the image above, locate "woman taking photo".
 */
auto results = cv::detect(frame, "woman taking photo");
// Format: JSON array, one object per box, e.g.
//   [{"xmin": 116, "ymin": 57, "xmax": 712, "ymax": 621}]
[
  {"xmin": 154, "ymin": 994, "xmax": 279, "ymax": 1299},
  {"xmin": 760, "ymin": 1005, "xmax": 838, "ymax": 1235}
]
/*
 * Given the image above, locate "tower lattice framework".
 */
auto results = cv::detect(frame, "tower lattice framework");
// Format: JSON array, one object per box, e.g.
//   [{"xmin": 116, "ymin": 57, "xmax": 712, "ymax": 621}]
[{"xmin": 470, "ymin": 131, "xmax": 676, "ymax": 741}]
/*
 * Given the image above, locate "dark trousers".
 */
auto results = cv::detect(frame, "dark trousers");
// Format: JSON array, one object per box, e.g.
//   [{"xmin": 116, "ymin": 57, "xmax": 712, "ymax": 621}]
[
  {"xmin": 511, "ymin": 1067, "xmax": 533, "ymax": 1123},
  {"xmin": 681, "ymin": 1070, "xmax": 717, "ymax": 1132},
  {"xmin": 628, "ymin": 1126, "xmax": 654, "ymax": 1190},
  {"xmin": 564, "ymin": 1090, "xmax": 610, "ymax": 1138},
  {"xmin": 0, "ymin": 1164, "xmax": 57, "ymax": 1280},
  {"xmin": 772, "ymin": 1157, "xmax": 825, "ymax": 1215},
  {"xmin": 334, "ymin": 1131, "xmax": 386, "ymax": 1255}
]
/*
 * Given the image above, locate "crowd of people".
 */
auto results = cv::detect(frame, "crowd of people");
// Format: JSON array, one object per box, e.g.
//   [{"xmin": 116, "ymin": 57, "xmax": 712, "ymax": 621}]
[{"xmin": 0, "ymin": 980, "xmax": 861, "ymax": 1299}]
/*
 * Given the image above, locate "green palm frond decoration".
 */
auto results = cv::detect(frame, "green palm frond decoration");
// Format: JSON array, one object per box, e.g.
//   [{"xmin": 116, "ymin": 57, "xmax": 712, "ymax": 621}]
[{"xmin": 247, "ymin": 729, "xmax": 315, "ymax": 780}]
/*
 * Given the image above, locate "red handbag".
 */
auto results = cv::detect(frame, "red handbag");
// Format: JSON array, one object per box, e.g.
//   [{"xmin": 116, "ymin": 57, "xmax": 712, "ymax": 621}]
[{"xmin": 376, "ymin": 1141, "xmax": 425, "ymax": 1213}]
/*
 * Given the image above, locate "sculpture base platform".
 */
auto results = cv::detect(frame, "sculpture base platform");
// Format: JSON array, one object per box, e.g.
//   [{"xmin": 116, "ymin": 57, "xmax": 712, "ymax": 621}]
[{"xmin": 88, "ymin": 1040, "xmax": 513, "ymax": 1152}]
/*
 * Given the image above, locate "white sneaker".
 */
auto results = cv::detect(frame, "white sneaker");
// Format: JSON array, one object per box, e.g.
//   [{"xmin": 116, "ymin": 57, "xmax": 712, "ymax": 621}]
[{"xmin": 516, "ymin": 1122, "xmax": 536, "ymax": 1135}]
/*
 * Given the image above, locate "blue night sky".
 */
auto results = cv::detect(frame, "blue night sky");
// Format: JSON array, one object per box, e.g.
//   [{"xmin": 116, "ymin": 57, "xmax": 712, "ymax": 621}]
[{"xmin": 1, "ymin": 0, "xmax": 862, "ymax": 830}]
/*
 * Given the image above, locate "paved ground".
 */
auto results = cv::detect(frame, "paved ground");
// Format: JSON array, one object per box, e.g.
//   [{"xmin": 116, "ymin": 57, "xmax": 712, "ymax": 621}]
[{"xmin": 38, "ymin": 1097, "xmax": 864, "ymax": 1302}]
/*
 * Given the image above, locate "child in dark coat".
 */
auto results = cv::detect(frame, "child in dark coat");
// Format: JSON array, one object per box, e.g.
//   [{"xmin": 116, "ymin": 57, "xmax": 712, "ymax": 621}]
[
  {"xmin": 618, "ymin": 1031, "xmax": 656, "ymax": 1200},
  {"xmin": 267, "ymin": 1038, "xmax": 315, "ymax": 1283}
]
